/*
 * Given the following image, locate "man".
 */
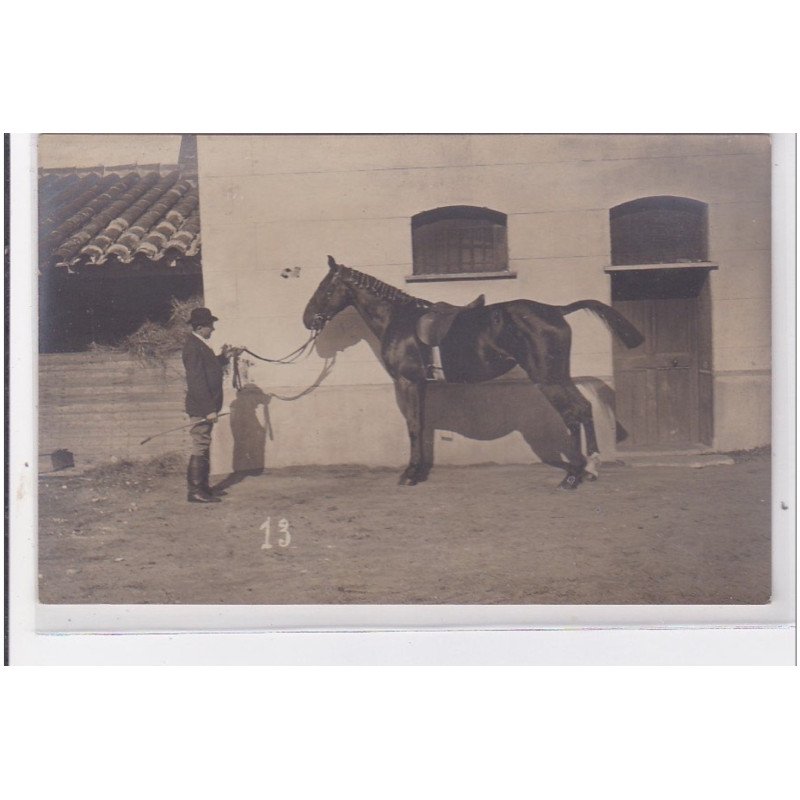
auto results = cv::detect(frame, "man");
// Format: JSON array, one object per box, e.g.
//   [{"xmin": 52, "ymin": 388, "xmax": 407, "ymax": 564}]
[{"xmin": 182, "ymin": 307, "xmax": 240, "ymax": 503}]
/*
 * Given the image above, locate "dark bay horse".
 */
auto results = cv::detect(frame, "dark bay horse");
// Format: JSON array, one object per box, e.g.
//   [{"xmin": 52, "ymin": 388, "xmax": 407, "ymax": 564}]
[{"xmin": 303, "ymin": 256, "xmax": 644, "ymax": 490}]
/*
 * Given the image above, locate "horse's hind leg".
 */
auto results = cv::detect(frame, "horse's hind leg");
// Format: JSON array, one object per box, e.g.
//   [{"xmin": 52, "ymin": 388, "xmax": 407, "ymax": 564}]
[
  {"xmin": 505, "ymin": 310, "xmax": 592, "ymax": 489},
  {"xmin": 537, "ymin": 383, "xmax": 588, "ymax": 491},
  {"xmin": 563, "ymin": 382, "xmax": 600, "ymax": 481}
]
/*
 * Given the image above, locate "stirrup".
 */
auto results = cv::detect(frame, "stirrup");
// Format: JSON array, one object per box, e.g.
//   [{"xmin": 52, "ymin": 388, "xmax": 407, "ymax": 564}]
[
  {"xmin": 425, "ymin": 346, "xmax": 446, "ymax": 381},
  {"xmin": 426, "ymin": 366, "xmax": 446, "ymax": 382}
]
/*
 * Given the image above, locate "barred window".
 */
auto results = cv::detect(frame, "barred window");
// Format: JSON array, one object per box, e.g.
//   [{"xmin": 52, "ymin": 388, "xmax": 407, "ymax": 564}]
[
  {"xmin": 610, "ymin": 196, "xmax": 708, "ymax": 266},
  {"xmin": 411, "ymin": 206, "xmax": 509, "ymax": 277}
]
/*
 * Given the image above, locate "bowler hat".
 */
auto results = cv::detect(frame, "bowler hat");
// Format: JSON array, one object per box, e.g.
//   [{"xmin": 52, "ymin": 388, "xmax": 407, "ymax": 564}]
[{"xmin": 188, "ymin": 307, "xmax": 219, "ymax": 326}]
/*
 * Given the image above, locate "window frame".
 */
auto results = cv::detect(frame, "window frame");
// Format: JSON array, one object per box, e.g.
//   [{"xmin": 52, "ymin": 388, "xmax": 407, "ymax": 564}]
[
  {"xmin": 609, "ymin": 195, "xmax": 709, "ymax": 267},
  {"xmin": 407, "ymin": 205, "xmax": 516, "ymax": 283}
]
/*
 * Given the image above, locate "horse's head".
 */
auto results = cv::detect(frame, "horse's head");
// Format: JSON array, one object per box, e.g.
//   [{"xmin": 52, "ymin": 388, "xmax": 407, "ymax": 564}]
[{"xmin": 302, "ymin": 256, "xmax": 353, "ymax": 331}]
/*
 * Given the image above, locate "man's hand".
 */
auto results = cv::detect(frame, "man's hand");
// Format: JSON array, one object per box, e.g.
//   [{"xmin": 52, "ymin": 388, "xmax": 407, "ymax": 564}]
[
  {"xmin": 220, "ymin": 344, "xmax": 245, "ymax": 358},
  {"xmin": 206, "ymin": 412, "xmax": 219, "ymax": 423}
]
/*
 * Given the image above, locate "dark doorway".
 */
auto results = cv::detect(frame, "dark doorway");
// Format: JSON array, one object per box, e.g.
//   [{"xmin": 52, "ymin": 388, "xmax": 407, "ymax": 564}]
[
  {"xmin": 39, "ymin": 271, "xmax": 203, "ymax": 353},
  {"xmin": 611, "ymin": 267, "xmax": 714, "ymax": 449}
]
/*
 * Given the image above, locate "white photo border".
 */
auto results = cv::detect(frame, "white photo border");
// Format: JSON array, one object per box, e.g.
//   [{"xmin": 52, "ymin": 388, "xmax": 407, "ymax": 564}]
[{"xmin": 7, "ymin": 133, "xmax": 796, "ymax": 664}]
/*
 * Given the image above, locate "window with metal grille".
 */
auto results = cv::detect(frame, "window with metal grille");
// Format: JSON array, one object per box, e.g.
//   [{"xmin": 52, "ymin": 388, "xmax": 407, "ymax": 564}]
[
  {"xmin": 411, "ymin": 206, "xmax": 509, "ymax": 277},
  {"xmin": 610, "ymin": 196, "xmax": 708, "ymax": 266}
]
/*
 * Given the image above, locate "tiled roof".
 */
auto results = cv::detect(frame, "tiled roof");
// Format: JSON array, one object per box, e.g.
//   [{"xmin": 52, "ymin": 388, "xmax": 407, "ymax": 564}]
[{"xmin": 38, "ymin": 167, "xmax": 202, "ymax": 271}]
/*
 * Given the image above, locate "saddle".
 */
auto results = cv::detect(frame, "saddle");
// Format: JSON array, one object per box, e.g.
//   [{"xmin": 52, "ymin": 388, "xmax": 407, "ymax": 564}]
[{"xmin": 416, "ymin": 294, "xmax": 486, "ymax": 347}]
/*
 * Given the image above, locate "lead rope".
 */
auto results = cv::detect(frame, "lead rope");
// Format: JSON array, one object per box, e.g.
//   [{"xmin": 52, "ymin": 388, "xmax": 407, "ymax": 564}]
[
  {"xmin": 231, "ymin": 331, "xmax": 320, "ymax": 393},
  {"xmin": 264, "ymin": 356, "xmax": 336, "ymax": 401},
  {"xmin": 239, "ymin": 331, "xmax": 319, "ymax": 365}
]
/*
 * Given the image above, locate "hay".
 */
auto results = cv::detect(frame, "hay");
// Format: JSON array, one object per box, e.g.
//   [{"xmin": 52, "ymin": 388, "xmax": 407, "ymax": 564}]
[
  {"xmin": 168, "ymin": 295, "xmax": 205, "ymax": 328},
  {"xmin": 96, "ymin": 295, "xmax": 204, "ymax": 365}
]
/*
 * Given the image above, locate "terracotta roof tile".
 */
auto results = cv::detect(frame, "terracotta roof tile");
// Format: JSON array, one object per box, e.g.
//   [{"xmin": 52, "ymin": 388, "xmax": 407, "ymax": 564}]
[
  {"xmin": 40, "ymin": 173, "xmax": 140, "ymax": 255},
  {"xmin": 164, "ymin": 209, "xmax": 202, "ymax": 258},
  {"xmin": 39, "ymin": 167, "xmax": 202, "ymax": 271}
]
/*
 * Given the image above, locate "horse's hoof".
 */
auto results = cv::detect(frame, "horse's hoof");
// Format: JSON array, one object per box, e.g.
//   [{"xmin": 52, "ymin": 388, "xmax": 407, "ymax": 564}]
[
  {"xmin": 584, "ymin": 453, "xmax": 600, "ymax": 481},
  {"xmin": 558, "ymin": 474, "xmax": 581, "ymax": 491},
  {"xmin": 398, "ymin": 473, "xmax": 418, "ymax": 486}
]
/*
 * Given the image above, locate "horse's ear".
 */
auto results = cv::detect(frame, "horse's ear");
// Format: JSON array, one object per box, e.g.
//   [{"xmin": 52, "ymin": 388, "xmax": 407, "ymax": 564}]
[{"xmin": 327, "ymin": 255, "xmax": 338, "ymax": 271}]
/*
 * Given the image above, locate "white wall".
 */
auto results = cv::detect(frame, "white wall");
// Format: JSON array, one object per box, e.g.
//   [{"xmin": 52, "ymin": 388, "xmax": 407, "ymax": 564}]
[{"xmin": 196, "ymin": 134, "xmax": 771, "ymax": 473}]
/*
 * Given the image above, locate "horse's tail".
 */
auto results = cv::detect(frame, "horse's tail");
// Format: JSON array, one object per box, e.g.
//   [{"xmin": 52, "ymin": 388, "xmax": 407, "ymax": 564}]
[{"xmin": 559, "ymin": 300, "xmax": 644, "ymax": 349}]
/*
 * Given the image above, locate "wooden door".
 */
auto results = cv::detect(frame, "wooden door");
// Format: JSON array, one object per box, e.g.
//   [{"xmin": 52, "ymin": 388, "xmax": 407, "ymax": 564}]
[{"xmin": 611, "ymin": 269, "xmax": 712, "ymax": 450}]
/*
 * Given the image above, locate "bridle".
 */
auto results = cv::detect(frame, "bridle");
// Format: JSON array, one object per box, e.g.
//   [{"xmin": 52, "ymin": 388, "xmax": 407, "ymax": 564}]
[
  {"xmin": 308, "ymin": 271, "xmax": 351, "ymax": 331},
  {"xmin": 309, "ymin": 312, "xmax": 330, "ymax": 331}
]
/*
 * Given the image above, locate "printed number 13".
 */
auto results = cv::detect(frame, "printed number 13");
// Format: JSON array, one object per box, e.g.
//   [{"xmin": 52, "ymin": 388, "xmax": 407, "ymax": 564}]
[{"xmin": 261, "ymin": 517, "xmax": 291, "ymax": 549}]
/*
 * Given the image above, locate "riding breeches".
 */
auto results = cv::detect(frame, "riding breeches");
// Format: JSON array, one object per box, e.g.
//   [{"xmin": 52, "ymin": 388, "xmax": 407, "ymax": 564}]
[{"xmin": 189, "ymin": 417, "xmax": 213, "ymax": 458}]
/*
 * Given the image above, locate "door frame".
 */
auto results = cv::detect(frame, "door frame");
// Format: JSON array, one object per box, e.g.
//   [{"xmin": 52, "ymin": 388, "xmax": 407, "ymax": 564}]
[{"xmin": 605, "ymin": 262, "xmax": 717, "ymax": 451}]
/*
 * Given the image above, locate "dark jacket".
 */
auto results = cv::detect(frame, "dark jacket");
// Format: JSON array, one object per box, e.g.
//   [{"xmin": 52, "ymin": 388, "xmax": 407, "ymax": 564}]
[{"xmin": 182, "ymin": 333, "xmax": 228, "ymax": 418}]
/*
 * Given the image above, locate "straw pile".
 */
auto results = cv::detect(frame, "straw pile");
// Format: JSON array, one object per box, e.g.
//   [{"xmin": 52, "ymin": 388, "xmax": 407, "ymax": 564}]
[{"xmin": 91, "ymin": 295, "xmax": 204, "ymax": 365}]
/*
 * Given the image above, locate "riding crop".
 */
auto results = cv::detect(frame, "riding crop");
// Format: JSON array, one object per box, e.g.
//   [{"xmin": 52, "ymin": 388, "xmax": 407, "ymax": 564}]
[{"xmin": 139, "ymin": 412, "xmax": 230, "ymax": 445}]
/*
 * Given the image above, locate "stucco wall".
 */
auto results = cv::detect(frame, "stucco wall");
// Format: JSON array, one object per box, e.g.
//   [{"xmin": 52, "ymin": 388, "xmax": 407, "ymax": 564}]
[{"xmin": 195, "ymin": 134, "xmax": 771, "ymax": 473}]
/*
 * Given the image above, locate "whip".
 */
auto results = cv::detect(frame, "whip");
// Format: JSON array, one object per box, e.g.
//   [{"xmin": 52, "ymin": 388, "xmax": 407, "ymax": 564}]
[
  {"xmin": 139, "ymin": 412, "xmax": 230, "ymax": 445},
  {"xmin": 140, "ymin": 333, "xmax": 323, "ymax": 444}
]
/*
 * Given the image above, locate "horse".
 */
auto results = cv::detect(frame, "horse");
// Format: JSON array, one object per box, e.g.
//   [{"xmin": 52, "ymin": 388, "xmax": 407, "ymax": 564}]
[{"xmin": 303, "ymin": 256, "xmax": 644, "ymax": 490}]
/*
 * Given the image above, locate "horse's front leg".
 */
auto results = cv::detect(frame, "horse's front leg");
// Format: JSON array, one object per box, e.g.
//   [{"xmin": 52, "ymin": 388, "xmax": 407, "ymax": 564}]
[{"xmin": 396, "ymin": 378, "xmax": 429, "ymax": 486}]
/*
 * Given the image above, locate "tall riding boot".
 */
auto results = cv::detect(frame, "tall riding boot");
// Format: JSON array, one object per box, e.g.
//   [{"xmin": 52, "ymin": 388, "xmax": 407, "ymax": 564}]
[
  {"xmin": 200, "ymin": 454, "xmax": 226, "ymax": 497},
  {"xmin": 202, "ymin": 456, "xmax": 228, "ymax": 497},
  {"xmin": 187, "ymin": 455, "xmax": 220, "ymax": 503}
]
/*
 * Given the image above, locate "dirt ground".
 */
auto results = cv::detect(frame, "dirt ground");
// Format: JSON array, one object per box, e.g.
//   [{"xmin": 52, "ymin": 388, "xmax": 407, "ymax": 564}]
[{"xmin": 38, "ymin": 452, "xmax": 771, "ymax": 605}]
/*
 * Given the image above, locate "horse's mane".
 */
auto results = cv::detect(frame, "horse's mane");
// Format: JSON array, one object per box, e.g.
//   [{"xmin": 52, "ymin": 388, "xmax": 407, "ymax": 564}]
[{"xmin": 339, "ymin": 266, "xmax": 432, "ymax": 310}]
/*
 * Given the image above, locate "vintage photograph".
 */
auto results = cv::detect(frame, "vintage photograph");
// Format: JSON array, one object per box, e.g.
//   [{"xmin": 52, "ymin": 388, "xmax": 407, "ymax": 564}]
[{"xmin": 36, "ymin": 133, "xmax": 772, "ymax": 606}]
